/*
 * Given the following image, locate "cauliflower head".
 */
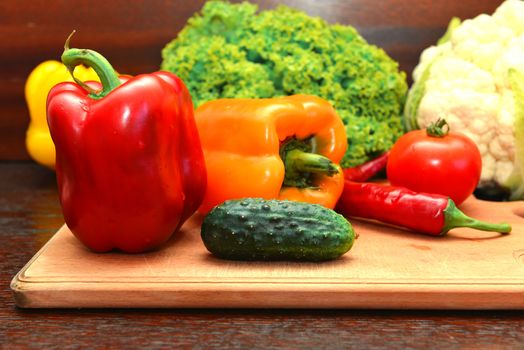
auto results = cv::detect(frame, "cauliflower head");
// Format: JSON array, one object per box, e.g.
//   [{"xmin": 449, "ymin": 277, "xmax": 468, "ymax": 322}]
[{"xmin": 405, "ymin": 0, "xmax": 524, "ymax": 200}]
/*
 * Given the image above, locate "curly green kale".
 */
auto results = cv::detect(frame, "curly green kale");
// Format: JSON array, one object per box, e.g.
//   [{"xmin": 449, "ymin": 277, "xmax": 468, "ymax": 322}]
[{"xmin": 161, "ymin": 0, "xmax": 408, "ymax": 167}]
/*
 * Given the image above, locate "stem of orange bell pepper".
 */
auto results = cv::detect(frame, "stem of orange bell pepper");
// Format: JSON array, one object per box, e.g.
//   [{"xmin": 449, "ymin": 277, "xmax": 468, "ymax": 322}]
[
  {"xmin": 280, "ymin": 138, "xmax": 339, "ymax": 188},
  {"xmin": 284, "ymin": 149, "xmax": 339, "ymax": 186}
]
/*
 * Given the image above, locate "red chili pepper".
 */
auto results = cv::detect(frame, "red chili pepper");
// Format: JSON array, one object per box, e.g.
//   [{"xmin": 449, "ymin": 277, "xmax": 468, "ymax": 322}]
[
  {"xmin": 336, "ymin": 181, "xmax": 511, "ymax": 236},
  {"xmin": 343, "ymin": 152, "xmax": 389, "ymax": 182},
  {"xmin": 46, "ymin": 34, "xmax": 206, "ymax": 253}
]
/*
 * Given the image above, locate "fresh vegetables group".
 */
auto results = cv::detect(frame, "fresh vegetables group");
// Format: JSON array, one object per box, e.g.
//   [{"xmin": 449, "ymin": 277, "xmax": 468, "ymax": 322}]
[{"xmin": 29, "ymin": 1, "xmax": 519, "ymax": 259}]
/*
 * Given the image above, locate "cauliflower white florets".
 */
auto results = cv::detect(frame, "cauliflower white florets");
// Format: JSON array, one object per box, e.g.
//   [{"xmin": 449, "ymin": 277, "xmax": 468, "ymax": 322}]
[{"xmin": 407, "ymin": 0, "xmax": 524, "ymax": 199}]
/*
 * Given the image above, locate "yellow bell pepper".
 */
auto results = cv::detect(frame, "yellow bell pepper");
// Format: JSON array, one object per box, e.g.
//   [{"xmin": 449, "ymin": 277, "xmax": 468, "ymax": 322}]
[{"xmin": 25, "ymin": 60, "xmax": 100, "ymax": 168}]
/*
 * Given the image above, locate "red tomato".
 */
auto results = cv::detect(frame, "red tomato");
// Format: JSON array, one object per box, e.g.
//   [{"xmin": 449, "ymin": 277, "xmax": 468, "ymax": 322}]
[{"xmin": 386, "ymin": 120, "xmax": 482, "ymax": 205}]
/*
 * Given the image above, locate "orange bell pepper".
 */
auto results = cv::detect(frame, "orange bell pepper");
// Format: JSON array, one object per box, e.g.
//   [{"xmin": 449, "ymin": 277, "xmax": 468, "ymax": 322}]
[{"xmin": 195, "ymin": 94, "xmax": 348, "ymax": 214}]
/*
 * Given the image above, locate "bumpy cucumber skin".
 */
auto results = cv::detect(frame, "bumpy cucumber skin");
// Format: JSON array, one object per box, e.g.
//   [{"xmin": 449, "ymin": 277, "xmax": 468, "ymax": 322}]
[{"xmin": 201, "ymin": 198, "xmax": 355, "ymax": 261}]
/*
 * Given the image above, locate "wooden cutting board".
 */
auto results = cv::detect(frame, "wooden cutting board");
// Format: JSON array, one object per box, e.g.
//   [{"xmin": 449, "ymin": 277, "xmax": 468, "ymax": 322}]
[{"xmin": 11, "ymin": 197, "xmax": 524, "ymax": 309}]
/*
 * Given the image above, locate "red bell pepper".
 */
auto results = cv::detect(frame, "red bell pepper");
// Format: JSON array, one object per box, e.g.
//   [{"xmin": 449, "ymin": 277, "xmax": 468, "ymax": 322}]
[{"xmin": 46, "ymin": 34, "xmax": 206, "ymax": 253}]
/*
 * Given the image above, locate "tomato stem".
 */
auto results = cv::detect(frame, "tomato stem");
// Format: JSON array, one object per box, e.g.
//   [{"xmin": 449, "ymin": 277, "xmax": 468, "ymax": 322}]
[{"xmin": 426, "ymin": 118, "xmax": 450, "ymax": 138}]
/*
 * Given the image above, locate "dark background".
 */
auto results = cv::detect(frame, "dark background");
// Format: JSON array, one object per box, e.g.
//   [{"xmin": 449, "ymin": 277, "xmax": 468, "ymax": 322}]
[{"xmin": 0, "ymin": 0, "xmax": 503, "ymax": 161}]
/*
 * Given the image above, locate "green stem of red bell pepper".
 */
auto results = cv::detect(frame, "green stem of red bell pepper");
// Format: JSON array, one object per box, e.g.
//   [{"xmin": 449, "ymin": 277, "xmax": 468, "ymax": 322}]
[{"xmin": 61, "ymin": 31, "xmax": 121, "ymax": 99}]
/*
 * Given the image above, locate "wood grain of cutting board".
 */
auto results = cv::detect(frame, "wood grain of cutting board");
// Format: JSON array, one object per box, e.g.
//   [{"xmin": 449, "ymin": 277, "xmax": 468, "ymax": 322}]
[{"xmin": 10, "ymin": 197, "xmax": 524, "ymax": 309}]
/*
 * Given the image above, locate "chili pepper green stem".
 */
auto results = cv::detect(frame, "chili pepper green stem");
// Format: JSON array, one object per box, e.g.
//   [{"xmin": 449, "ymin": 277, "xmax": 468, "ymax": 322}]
[
  {"xmin": 426, "ymin": 118, "xmax": 450, "ymax": 138},
  {"xmin": 61, "ymin": 30, "xmax": 121, "ymax": 99},
  {"xmin": 441, "ymin": 199, "xmax": 512, "ymax": 235}
]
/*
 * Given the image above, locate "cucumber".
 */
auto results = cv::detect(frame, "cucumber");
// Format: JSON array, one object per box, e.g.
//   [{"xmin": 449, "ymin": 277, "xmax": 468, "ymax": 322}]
[{"xmin": 201, "ymin": 198, "xmax": 355, "ymax": 261}]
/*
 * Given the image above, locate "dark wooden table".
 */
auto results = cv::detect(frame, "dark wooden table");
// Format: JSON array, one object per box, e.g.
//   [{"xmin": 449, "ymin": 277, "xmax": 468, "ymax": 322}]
[{"xmin": 1, "ymin": 161, "xmax": 523, "ymax": 348}]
